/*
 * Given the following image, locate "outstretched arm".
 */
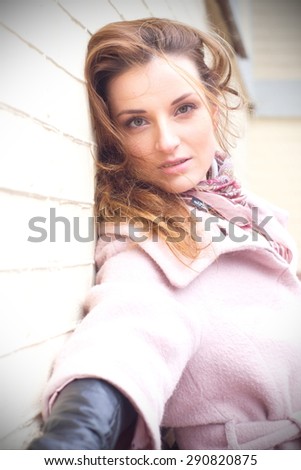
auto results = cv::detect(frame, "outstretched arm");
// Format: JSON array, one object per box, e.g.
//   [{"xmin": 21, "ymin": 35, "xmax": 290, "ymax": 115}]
[{"xmin": 28, "ymin": 378, "xmax": 137, "ymax": 450}]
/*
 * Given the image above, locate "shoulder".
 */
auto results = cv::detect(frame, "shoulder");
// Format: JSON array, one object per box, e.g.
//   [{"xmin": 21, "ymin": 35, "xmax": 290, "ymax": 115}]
[
  {"xmin": 245, "ymin": 191, "xmax": 299, "ymax": 263},
  {"xmin": 245, "ymin": 191, "xmax": 289, "ymax": 227}
]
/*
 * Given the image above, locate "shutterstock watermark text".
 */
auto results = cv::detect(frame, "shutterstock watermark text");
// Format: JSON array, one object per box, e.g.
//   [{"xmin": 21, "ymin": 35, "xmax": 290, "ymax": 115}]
[{"xmin": 27, "ymin": 207, "xmax": 272, "ymax": 244}]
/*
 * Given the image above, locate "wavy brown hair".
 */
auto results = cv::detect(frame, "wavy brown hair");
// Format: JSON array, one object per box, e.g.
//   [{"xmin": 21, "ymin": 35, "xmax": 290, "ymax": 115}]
[{"xmin": 85, "ymin": 17, "xmax": 243, "ymax": 259}]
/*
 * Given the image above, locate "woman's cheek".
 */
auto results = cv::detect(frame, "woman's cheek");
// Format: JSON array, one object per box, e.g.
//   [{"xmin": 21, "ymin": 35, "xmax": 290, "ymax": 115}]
[{"xmin": 125, "ymin": 135, "xmax": 145, "ymax": 158}]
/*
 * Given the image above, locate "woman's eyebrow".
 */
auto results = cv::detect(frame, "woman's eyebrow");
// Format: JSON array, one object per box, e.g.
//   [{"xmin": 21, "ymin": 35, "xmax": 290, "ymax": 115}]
[
  {"xmin": 116, "ymin": 108, "xmax": 146, "ymax": 118},
  {"xmin": 116, "ymin": 92, "xmax": 196, "ymax": 118},
  {"xmin": 171, "ymin": 92, "xmax": 195, "ymax": 106}
]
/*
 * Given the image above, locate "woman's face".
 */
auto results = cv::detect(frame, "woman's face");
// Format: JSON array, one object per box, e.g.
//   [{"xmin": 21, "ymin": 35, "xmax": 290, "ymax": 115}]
[{"xmin": 107, "ymin": 55, "xmax": 218, "ymax": 193}]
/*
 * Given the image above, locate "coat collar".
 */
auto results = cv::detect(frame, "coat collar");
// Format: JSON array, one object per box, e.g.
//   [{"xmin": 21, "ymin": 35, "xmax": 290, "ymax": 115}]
[{"xmin": 98, "ymin": 208, "xmax": 292, "ymax": 288}]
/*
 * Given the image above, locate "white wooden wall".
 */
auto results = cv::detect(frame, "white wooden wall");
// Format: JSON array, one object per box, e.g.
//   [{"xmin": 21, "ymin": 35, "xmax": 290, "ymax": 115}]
[{"xmin": 0, "ymin": 0, "xmax": 207, "ymax": 450}]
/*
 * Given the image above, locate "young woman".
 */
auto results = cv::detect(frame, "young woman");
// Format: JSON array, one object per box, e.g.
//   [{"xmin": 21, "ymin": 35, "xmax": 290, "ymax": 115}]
[{"xmin": 28, "ymin": 18, "xmax": 301, "ymax": 450}]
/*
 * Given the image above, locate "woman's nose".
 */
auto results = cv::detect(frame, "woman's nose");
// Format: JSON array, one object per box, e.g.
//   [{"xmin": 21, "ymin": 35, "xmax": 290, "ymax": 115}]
[{"xmin": 155, "ymin": 122, "xmax": 180, "ymax": 153}]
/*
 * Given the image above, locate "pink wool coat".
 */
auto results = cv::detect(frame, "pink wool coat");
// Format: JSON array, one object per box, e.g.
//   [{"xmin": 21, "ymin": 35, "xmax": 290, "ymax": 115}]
[{"xmin": 42, "ymin": 195, "xmax": 301, "ymax": 450}]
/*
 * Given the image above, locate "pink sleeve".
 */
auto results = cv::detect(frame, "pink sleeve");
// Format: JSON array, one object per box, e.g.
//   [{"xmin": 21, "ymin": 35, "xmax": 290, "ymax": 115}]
[{"xmin": 42, "ymin": 243, "xmax": 203, "ymax": 449}]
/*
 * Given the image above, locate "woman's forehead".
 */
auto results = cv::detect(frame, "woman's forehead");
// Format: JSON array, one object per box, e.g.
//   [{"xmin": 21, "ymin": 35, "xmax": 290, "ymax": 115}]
[{"xmin": 107, "ymin": 55, "xmax": 203, "ymax": 112}]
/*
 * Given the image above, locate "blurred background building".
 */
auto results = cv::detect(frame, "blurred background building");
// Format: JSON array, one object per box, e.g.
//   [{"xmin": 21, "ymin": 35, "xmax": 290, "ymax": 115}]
[{"xmin": 207, "ymin": 0, "xmax": 301, "ymax": 266}]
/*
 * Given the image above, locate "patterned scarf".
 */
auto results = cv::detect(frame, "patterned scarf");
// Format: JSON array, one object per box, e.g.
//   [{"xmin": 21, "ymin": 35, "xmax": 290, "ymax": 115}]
[
  {"xmin": 182, "ymin": 151, "xmax": 291, "ymax": 263},
  {"xmin": 198, "ymin": 151, "xmax": 246, "ymax": 205},
  {"xmin": 182, "ymin": 151, "xmax": 248, "ymax": 219}
]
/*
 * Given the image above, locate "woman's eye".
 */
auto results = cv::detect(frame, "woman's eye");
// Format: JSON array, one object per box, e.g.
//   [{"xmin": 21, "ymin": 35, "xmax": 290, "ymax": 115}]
[
  {"xmin": 127, "ymin": 117, "xmax": 147, "ymax": 128},
  {"xmin": 176, "ymin": 104, "xmax": 195, "ymax": 115}
]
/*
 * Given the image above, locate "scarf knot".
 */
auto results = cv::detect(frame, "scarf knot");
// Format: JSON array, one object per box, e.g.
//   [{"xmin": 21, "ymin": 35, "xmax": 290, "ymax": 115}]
[{"xmin": 198, "ymin": 151, "xmax": 246, "ymax": 205}]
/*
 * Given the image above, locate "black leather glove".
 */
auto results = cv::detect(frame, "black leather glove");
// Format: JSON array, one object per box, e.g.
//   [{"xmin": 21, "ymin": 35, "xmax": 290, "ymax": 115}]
[{"xmin": 28, "ymin": 378, "xmax": 137, "ymax": 450}]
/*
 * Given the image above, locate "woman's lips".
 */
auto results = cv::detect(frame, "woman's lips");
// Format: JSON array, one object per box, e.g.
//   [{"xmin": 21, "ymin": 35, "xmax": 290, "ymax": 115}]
[{"xmin": 160, "ymin": 157, "xmax": 192, "ymax": 174}]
